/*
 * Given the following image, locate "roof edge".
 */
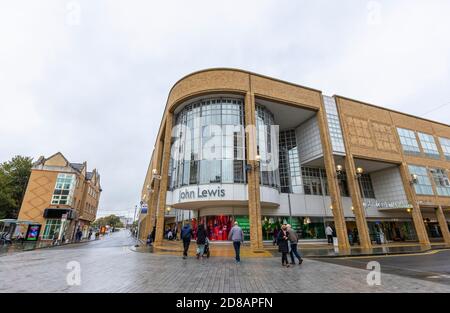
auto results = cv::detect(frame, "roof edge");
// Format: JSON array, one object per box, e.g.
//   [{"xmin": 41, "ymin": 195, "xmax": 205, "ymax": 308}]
[
  {"xmin": 334, "ymin": 95, "xmax": 450, "ymax": 129},
  {"xmin": 168, "ymin": 67, "xmax": 322, "ymax": 96}
]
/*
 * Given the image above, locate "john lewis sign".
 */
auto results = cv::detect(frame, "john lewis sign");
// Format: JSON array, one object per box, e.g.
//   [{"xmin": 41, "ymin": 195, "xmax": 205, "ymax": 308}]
[
  {"xmin": 178, "ymin": 186, "xmax": 226, "ymax": 202},
  {"xmin": 363, "ymin": 200, "xmax": 413, "ymax": 209}
]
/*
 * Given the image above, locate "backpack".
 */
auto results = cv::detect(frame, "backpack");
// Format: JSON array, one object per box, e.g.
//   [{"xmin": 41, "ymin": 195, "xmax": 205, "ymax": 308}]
[{"xmin": 181, "ymin": 227, "xmax": 190, "ymax": 240}]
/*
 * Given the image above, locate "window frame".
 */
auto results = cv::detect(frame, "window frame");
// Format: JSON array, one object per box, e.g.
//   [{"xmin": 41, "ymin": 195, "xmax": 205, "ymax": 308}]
[
  {"xmin": 51, "ymin": 173, "xmax": 76, "ymax": 205},
  {"xmin": 408, "ymin": 165, "xmax": 434, "ymax": 196},
  {"xmin": 397, "ymin": 128, "xmax": 421, "ymax": 156},
  {"xmin": 417, "ymin": 132, "xmax": 440, "ymax": 159}
]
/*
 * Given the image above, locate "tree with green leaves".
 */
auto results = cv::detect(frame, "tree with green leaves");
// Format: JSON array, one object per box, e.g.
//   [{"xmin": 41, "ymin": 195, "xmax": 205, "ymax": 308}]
[
  {"xmin": 92, "ymin": 214, "xmax": 124, "ymax": 229},
  {"xmin": 0, "ymin": 156, "xmax": 33, "ymax": 219}
]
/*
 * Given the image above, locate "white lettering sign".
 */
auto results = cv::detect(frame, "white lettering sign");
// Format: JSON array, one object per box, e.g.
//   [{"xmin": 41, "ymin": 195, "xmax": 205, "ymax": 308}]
[
  {"xmin": 178, "ymin": 186, "xmax": 225, "ymax": 202},
  {"xmin": 364, "ymin": 200, "xmax": 413, "ymax": 209},
  {"xmin": 366, "ymin": 261, "xmax": 381, "ymax": 286}
]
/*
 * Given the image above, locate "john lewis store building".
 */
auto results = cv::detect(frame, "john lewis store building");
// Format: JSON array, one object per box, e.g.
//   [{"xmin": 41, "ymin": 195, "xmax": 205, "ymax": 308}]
[{"xmin": 139, "ymin": 68, "xmax": 450, "ymax": 251}]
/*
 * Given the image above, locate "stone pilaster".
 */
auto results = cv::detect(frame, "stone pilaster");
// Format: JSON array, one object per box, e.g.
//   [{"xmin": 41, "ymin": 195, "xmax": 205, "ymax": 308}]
[
  {"xmin": 245, "ymin": 92, "xmax": 263, "ymax": 250},
  {"xmin": 399, "ymin": 163, "xmax": 430, "ymax": 247},
  {"xmin": 140, "ymin": 144, "xmax": 164, "ymax": 241},
  {"xmin": 343, "ymin": 155, "xmax": 372, "ymax": 249},
  {"xmin": 154, "ymin": 113, "xmax": 173, "ymax": 246},
  {"xmin": 139, "ymin": 215, "xmax": 148, "ymax": 241},
  {"xmin": 317, "ymin": 98, "xmax": 350, "ymax": 251},
  {"xmin": 148, "ymin": 179, "xmax": 160, "ymax": 234},
  {"xmin": 436, "ymin": 206, "xmax": 450, "ymax": 246}
]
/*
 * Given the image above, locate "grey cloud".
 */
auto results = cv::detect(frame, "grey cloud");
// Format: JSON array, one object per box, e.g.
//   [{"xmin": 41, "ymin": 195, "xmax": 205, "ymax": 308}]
[{"xmin": 1, "ymin": 0, "xmax": 449, "ymax": 217}]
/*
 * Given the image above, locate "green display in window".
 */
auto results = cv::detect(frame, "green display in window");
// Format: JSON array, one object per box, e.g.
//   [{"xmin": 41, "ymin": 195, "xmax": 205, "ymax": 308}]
[{"xmin": 235, "ymin": 216, "xmax": 250, "ymax": 241}]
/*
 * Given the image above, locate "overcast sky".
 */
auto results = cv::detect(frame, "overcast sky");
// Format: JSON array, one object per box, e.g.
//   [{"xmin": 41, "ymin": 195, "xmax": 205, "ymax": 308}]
[{"xmin": 1, "ymin": 0, "xmax": 450, "ymax": 218}]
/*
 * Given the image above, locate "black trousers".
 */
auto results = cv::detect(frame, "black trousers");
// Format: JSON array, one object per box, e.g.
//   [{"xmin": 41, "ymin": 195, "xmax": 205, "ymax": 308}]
[
  {"xmin": 281, "ymin": 252, "xmax": 288, "ymax": 265},
  {"xmin": 233, "ymin": 241, "xmax": 241, "ymax": 261},
  {"xmin": 327, "ymin": 235, "xmax": 333, "ymax": 244},
  {"xmin": 183, "ymin": 239, "xmax": 191, "ymax": 256}
]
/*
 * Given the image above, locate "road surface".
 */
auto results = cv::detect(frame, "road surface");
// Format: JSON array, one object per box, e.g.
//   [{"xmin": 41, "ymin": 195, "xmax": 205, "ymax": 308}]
[{"xmin": 0, "ymin": 230, "xmax": 448, "ymax": 293}]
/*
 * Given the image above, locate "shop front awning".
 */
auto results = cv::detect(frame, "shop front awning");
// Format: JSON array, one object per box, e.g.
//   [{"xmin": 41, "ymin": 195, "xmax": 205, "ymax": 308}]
[
  {"xmin": 0, "ymin": 219, "xmax": 42, "ymax": 225},
  {"xmin": 43, "ymin": 208, "xmax": 77, "ymax": 220}
]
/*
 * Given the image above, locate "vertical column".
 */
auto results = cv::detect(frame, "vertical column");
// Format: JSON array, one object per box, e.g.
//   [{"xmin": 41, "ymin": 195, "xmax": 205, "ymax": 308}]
[
  {"xmin": 148, "ymin": 179, "xmax": 160, "ymax": 234},
  {"xmin": 148, "ymin": 145, "xmax": 164, "ymax": 237},
  {"xmin": 141, "ymin": 147, "xmax": 163, "ymax": 241},
  {"xmin": 436, "ymin": 206, "xmax": 450, "ymax": 246},
  {"xmin": 139, "ymin": 216, "xmax": 148, "ymax": 241},
  {"xmin": 344, "ymin": 155, "xmax": 372, "ymax": 249},
  {"xmin": 399, "ymin": 163, "xmax": 430, "ymax": 246},
  {"xmin": 317, "ymin": 99, "xmax": 350, "ymax": 251},
  {"xmin": 245, "ymin": 92, "xmax": 263, "ymax": 250},
  {"xmin": 154, "ymin": 113, "xmax": 173, "ymax": 246}
]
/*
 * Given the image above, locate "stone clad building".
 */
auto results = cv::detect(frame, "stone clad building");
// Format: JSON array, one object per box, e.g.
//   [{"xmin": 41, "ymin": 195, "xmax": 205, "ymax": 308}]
[
  {"xmin": 18, "ymin": 152, "xmax": 101, "ymax": 241},
  {"xmin": 139, "ymin": 68, "xmax": 450, "ymax": 251}
]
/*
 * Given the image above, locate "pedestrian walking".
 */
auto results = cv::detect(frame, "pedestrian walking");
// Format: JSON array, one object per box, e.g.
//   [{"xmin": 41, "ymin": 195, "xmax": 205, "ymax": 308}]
[
  {"xmin": 325, "ymin": 224, "xmax": 334, "ymax": 244},
  {"xmin": 76, "ymin": 228, "xmax": 83, "ymax": 242},
  {"xmin": 352, "ymin": 228, "xmax": 359, "ymax": 245},
  {"xmin": 151, "ymin": 226, "xmax": 156, "ymax": 243},
  {"xmin": 52, "ymin": 230, "xmax": 59, "ymax": 246},
  {"xmin": 181, "ymin": 223, "xmax": 193, "ymax": 259},
  {"xmin": 146, "ymin": 233, "xmax": 153, "ymax": 246},
  {"xmin": 167, "ymin": 229, "xmax": 173, "ymax": 240},
  {"xmin": 286, "ymin": 224, "xmax": 303, "ymax": 265},
  {"xmin": 272, "ymin": 228, "xmax": 279, "ymax": 246},
  {"xmin": 228, "ymin": 221, "xmax": 244, "ymax": 263},
  {"xmin": 16, "ymin": 232, "xmax": 25, "ymax": 245},
  {"xmin": 196, "ymin": 224, "xmax": 207, "ymax": 260},
  {"xmin": 88, "ymin": 229, "xmax": 93, "ymax": 240},
  {"xmin": 277, "ymin": 224, "xmax": 290, "ymax": 267}
]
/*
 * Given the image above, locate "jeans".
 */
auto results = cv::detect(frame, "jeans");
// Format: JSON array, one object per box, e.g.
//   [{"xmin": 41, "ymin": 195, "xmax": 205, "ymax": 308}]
[
  {"xmin": 289, "ymin": 243, "xmax": 302, "ymax": 263},
  {"xmin": 233, "ymin": 241, "xmax": 241, "ymax": 262},
  {"xmin": 183, "ymin": 239, "xmax": 190, "ymax": 256},
  {"xmin": 327, "ymin": 235, "xmax": 333, "ymax": 244}
]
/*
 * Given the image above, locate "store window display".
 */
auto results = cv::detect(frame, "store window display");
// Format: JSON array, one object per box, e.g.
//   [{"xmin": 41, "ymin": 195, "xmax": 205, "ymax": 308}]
[
  {"xmin": 190, "ymin": 215, "xmax": 250, "ymax": 241},
  {"xmin": 261, "ymin": 216, "xmax": 326, "ymax": 241}
]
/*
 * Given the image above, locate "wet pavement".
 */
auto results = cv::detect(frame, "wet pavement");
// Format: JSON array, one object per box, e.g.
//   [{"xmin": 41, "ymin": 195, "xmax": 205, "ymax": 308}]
[
  {"xmin": 143, "ymin": 239, "xmax": 446, "ymax": 258},
  {"xmin": 314, "ymin": 249, "xmax": 450, "ymax": 286},
  {"xmin": 0, "ymin": 230, "xmax": 449, "ymax": 293},
  {"xmin": 0, "ymin": 238, "xmax": 92, "ymax": 255}
]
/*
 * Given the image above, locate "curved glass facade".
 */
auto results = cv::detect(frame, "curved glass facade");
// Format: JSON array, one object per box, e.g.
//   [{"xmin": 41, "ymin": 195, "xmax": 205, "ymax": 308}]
[
  {"xmin": 169, "ymin": 99, "xmax": 281, "ymax": 190},
  {"xmin": 256, "ymin": 104, "xmax": 280, "ymax": 189},
  {"xmin": 169, "ymin": 97, "xmax": 246, "ymax": 189}
]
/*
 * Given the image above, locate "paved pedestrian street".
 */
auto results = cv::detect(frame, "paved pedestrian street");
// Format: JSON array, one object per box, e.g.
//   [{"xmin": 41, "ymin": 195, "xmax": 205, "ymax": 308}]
[{"xmin": 0, "ymin": 230, "xmax": 449, "ymax": 293}]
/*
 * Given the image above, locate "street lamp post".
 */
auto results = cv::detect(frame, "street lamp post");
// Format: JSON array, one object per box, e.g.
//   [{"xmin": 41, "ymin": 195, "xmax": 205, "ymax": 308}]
[
  {"xmin": 133, "ymin": 205, "xmax": 138, "ymax": 237},
  {"xmin": 355, "ymin": 167, "xmax": 365, "ymax": 200}
]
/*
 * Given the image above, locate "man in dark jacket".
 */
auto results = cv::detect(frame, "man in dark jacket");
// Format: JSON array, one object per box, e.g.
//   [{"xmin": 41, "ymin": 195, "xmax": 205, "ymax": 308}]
[
  {"xmin": 181, "ymin": 224, "xmax": 193, "ymax": 259},
  {"xmin": 196, "ymin": 224, "xmax": 208, "ymax": 259},
  {"xmin": 150, "ymin": 226, "xmax": 156, "ymax": 242}
]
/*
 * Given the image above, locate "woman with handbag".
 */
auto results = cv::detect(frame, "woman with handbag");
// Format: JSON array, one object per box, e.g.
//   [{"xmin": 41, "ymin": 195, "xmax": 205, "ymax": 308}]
[
  {"xmin": 277, "ymin": 224, "xmax": 290, "ymax": 267},
  {"xmin": 196, "ymin": 224, "xmax": 208, "ymax": 260}
]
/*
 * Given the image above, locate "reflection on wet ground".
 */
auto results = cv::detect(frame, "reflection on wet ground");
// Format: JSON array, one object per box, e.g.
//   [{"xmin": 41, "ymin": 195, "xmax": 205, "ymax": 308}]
[
  {"xmin": 133, "ymin": 240, "xmax": 448, "ymax": 258},
  {"xmin": 0, "ymin": 238, "xmax": 95, "ymax": 255}
]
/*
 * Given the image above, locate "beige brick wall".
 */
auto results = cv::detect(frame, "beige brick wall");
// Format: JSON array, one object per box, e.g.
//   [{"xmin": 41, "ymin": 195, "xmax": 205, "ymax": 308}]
[
  {"xmin": 147, "ymin": 69, "xmax": 450, "ymax": 248},
  {"xmin": 337, "ymin": 96, "xmax": 450, "ymax": 208},
  {"xmin": 18, "ymin": 170, "xmax": 57, "ymax": 226}
]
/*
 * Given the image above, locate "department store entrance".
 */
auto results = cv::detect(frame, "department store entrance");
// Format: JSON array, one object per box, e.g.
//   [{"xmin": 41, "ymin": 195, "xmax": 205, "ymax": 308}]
[{"xmin": 190, "ymin": 215, "xmax": 251, "ymax": 241}]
